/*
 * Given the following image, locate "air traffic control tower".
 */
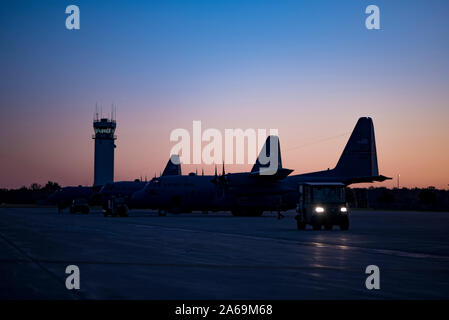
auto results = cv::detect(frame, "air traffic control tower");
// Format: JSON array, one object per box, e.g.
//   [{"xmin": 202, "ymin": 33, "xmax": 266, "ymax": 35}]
[{"xmin": 93, "ymin": 115, "xmax": 116, "ymax": 187}]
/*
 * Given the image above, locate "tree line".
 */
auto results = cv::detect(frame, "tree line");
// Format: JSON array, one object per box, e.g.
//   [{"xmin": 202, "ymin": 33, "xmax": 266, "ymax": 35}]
[
  {"xmin": 0, "ymin": 182, "xmax": 61, "ymax": 205},
  {"xmin": 347, "ymin": 187, "xmax": 449, "ymax": 212}
]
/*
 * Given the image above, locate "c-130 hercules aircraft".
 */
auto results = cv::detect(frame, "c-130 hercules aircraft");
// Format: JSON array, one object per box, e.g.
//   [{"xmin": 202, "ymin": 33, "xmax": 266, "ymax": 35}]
[{"xmin": 131, "ymin": 117, "xmax": 390, "ymax": 227}]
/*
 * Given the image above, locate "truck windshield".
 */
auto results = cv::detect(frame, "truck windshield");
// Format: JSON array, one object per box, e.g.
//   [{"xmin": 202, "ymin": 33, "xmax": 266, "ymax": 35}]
[{"xmin": 312, "ymin": 187, "xmax": 345, "ymax": 203}]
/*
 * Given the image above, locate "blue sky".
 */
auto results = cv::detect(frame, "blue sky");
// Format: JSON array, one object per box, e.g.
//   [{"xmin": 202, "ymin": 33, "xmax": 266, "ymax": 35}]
[{"xmin": 1, "ymin": 0, "xmax": 448, "ymax": 188}]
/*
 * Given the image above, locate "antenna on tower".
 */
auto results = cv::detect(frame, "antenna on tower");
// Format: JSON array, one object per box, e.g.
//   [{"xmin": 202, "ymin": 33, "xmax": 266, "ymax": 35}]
[
  {"xmin": 95, "ymin": 103, "xmax": 99, "ymax": 121},
  {"xmin": 111, "ymin": 104, "xmax": 113, "ymax": 121}
]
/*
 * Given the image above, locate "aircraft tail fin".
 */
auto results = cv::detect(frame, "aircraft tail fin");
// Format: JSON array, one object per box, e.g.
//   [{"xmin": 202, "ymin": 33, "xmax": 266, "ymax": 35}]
[
  {"xmin": 333, "ymin": 117, "xmax": 379, "ymax": 178},
  {"xmin": 162, "ymin": 155, "xmax": 182, "ymax": 176},
  {"xmin": 251, "ymin": 135, "xmax": 283, "ymax": 175}
]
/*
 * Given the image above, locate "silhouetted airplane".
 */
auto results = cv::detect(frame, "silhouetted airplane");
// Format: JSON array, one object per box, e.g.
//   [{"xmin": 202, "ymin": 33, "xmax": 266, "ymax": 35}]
[
  {"xmin": 99, "ymin": 154, "xmax": 182, "ymax": 209},
  {"xmin": 49, "ymin": 155, "xmax": 182, "ymax": 212},
  {"xmin": 131, "ymin": 117, "xmax": 390, "ymax": 216},
  {"xmin": 47, "ymin": 185, "xmax": 97, "ymax": 211}
]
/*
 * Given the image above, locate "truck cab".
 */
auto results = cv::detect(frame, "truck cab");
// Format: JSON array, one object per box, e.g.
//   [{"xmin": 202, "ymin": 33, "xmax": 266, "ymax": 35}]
[{"xmin": 295, "ymin": 182, "xmax": 349, "ymax": 230}]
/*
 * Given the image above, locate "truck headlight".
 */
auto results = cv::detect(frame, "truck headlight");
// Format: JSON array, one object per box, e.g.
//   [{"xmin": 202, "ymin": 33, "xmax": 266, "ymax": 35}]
[
  {"xmin": 315, "ymin": 206, "xmax": 325, "ymax": 213},
  {"xmin": 340, "ymin": 207, "xmax": 347, "ymax": 213}
]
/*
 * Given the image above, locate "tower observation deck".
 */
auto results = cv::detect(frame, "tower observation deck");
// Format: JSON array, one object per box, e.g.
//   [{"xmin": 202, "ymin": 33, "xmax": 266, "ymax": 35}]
[{"xmin": 93, "ymin": 115, "xmax": 116, "ymax": 187}]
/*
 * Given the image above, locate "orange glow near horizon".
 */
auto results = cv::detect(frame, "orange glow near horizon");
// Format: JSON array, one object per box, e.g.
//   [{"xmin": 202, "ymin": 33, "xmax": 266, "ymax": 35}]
[{"xmin": 1, "ymin": 102, "xmax": 448, "ymax": 190}]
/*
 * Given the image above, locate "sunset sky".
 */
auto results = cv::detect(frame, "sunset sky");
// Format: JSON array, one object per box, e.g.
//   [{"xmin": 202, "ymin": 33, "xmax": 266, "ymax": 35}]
[{"xmin": 1, "ymin": 0, "xmax": 448, "ymax": 189}]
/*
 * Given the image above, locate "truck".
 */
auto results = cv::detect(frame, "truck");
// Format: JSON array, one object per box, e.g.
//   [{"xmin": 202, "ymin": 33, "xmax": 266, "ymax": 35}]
[
  {"xmin": 104, "ymin": 196, "xmax": 129, "ymax": 217},
  {"xmin": 295, "ymin": 182, "xmax": 349, "ymax": 230},
  {"xmin": 69, "ymin": 198, "xmax": 90, "ymax": 214}
]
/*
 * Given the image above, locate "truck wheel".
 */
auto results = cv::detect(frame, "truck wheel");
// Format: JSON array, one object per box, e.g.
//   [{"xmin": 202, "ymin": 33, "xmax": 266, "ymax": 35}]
[
  {"xmin": 118, "ymin": 205, "xmax": 129, "ymax": 217},
  {"xmin": 104, "ymin": 208, "xmax": 112, "ymax": 217},
  {"xmin": 312, "ymin": 223, "xmax": 321, "ymax": 231},
  {"xmin": 296, "ymin": 220, "xmax": 306, "ymax": 230},
  {"xmin": 340, "ymin": 216, "xmax": 349, "ymax": 230},
  {"xmin": 119, "ymin": 210, "xmax": 128, "ymax": 217}
]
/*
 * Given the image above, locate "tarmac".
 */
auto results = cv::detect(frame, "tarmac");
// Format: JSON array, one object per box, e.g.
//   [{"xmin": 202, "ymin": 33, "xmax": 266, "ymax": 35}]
[{"xmin": 0, "ymin": 207, "xmax": 448, "ymax": 299}]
